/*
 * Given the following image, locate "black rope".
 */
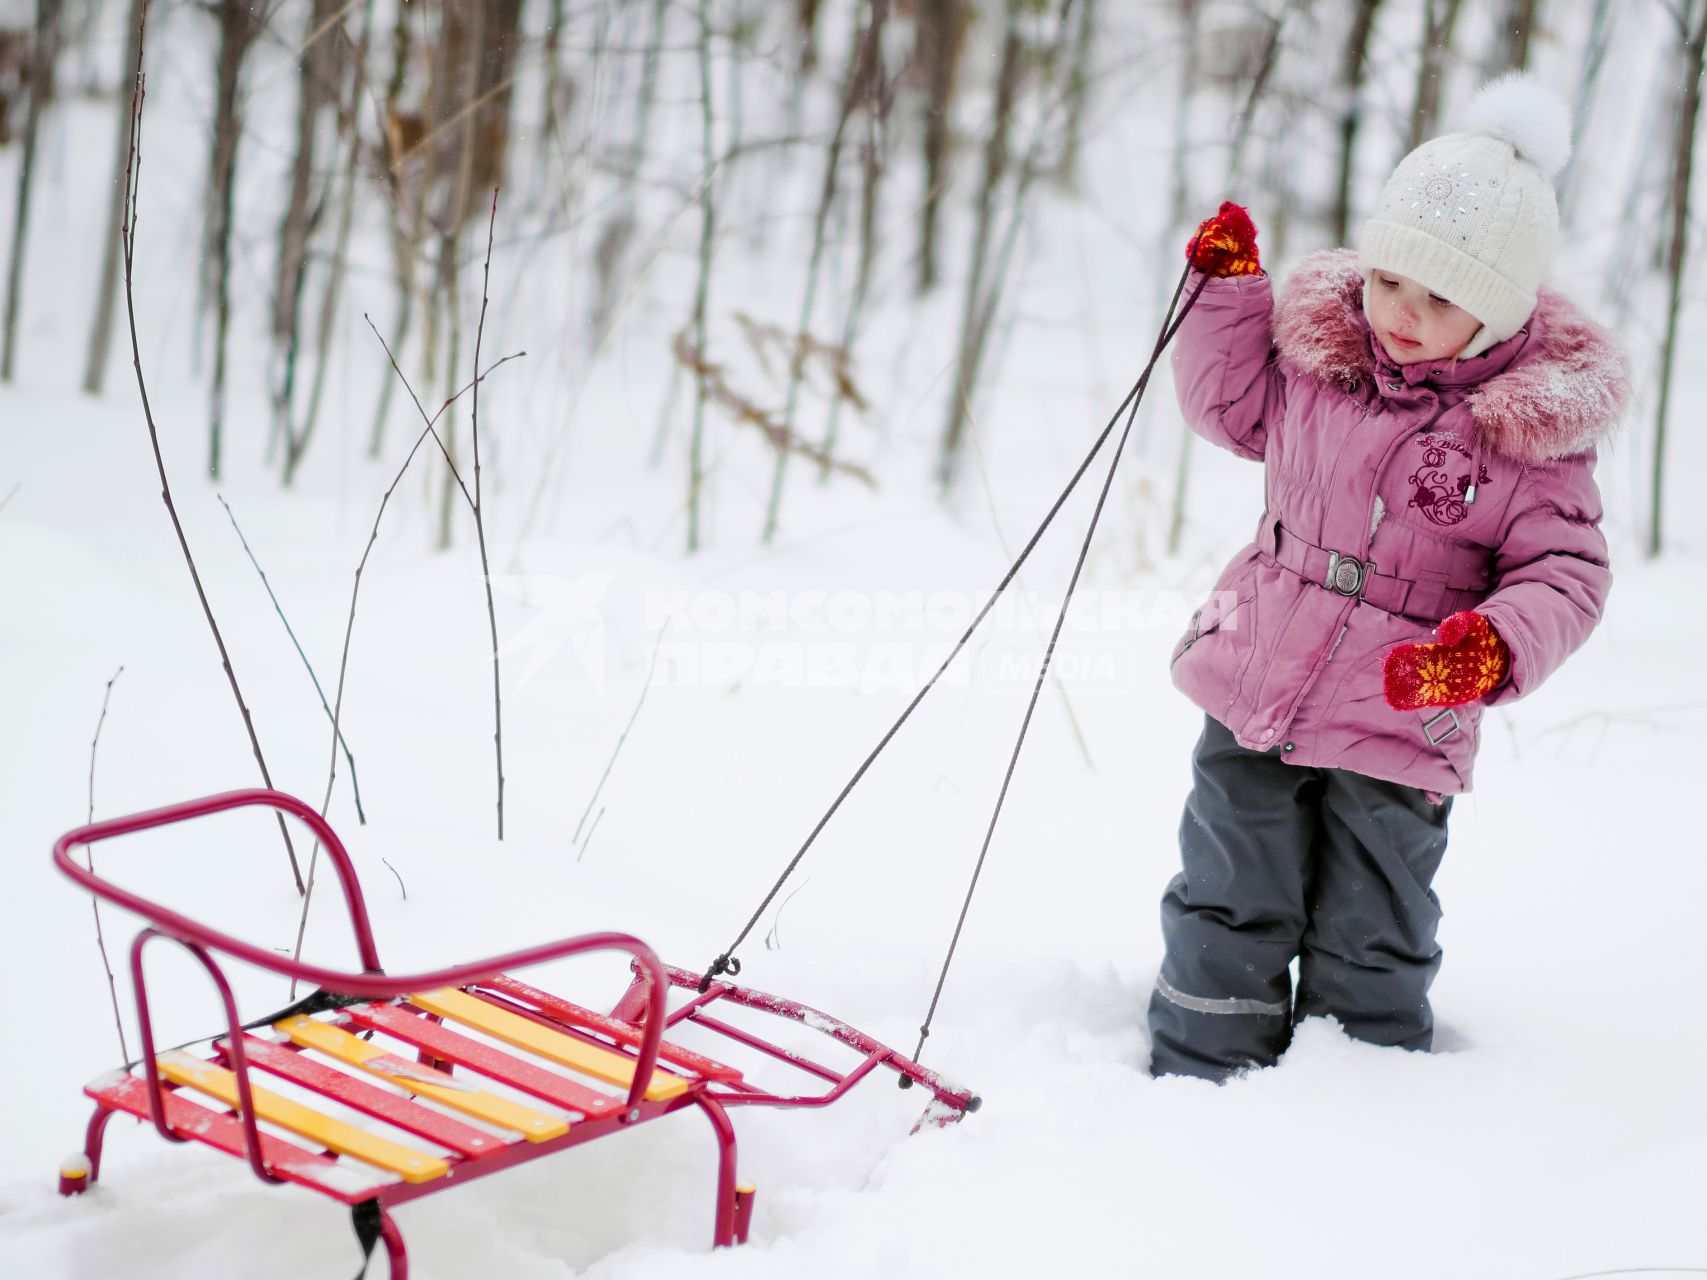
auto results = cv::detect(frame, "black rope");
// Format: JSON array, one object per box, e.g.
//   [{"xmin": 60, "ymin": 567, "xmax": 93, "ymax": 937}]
[
  {"xmin": 120, "ymin": 987, "xmax": 374, "ymax": 1072},
  {"xmin": 903, "ymin": 265, "xmax": 1210, "ymax": 1072},
  {"xmin": 350, "ymin": 1199, "xmax": 383, "ymax": 1280},
  {"xmin": 703, "ymin": 254, "xmax": 1210, "ymax": 994}
]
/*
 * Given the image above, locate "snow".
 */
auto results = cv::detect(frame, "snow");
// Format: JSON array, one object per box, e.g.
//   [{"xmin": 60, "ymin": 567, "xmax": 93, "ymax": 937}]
[{"xmin": 2, "ymin": 3, "xmax": 1704, "ymax": 1278}]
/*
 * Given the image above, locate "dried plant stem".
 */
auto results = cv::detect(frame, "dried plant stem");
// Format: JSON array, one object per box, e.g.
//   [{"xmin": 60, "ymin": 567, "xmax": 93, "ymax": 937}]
[
  {"xmin": 822, "ymin": 61, "xmax": 891, "ymax": 475},
  {"xmin": 1170, "ymin": 0, "xmax": 1292, "ymax": 558},
  {"xmin": 672, "ymin": 334, "xmax": 875, "ymax": 487},
  {"xmin": 292, "ymin": 345, "xmax": 524, "ymax": 981},
  {"xmin": 117, "ymin": 1, "xmax": 303, "ymax": 895},
  {"xmin": 471, "ymin": 190, "xmax": 505, "ymax": 839},
  {"xmin": 575, "ymin": 808, "xmax": 605, "ymax": 863},
  {"xmin": 85, "ymin": 666, "xmax": 131, "ymax": 1065},
  {"xmin": 687, "ymin": 0, "xmax": 714, "ymax": 552},
  {"xmin": 763, "ymin": 0, "xmax": 886, "ymax": 543},
  {"xmin": 572, "ymin": 631, "xmax": 667, "ymax": 848},
  {"xmin": 965, "ymin": 409, "xmax": 1094, "ymax": 772},
  {"xmin": 217, "ymin": 494, "xmax": 367, "ymax": 823},
  {"xmin": 287, "ymin": 0, "xmax": 375, "ymax": 483},
  {"xmin": 1651, "ymin": 1, "xmax": 1707, "ymax": 558}
]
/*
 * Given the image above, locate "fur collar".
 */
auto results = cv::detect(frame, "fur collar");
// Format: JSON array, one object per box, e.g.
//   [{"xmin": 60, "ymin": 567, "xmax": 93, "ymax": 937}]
[{"xmin": 1272, "ymin": 248, "xmax": 1630, "ymax": 464}]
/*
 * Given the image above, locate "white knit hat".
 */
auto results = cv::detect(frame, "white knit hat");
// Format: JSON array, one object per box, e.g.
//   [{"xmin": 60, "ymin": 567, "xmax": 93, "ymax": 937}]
[{"xmin": 1357, "ymin": 73, "xmax": 1572, "ymax": 357}]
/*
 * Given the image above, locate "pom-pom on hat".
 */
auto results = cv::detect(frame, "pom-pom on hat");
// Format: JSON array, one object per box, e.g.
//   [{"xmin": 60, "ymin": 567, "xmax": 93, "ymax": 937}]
[{"xmin": 1357, "ymin": 73, "xmax": 1572, "ymax": 354}]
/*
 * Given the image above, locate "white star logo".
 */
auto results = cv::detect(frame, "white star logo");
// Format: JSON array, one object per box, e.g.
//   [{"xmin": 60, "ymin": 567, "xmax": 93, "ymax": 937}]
[{"xmin": 486, "ymin": 572, "xmax": 616, "ymax": 695}]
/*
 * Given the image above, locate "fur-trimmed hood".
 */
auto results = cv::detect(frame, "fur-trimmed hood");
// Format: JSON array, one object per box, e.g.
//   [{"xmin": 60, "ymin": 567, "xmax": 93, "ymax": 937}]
[{"xmin": 1272, "ymin": 249, "xmax": 1630, "ymax": 464}]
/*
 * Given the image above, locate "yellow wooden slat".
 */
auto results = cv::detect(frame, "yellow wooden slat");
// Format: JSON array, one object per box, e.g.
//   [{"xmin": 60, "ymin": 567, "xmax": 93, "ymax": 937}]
[
  {"xmin": 155, "ymin": 1051, "xmax": 450, "ymax": 1184},
  {"xmin": 274, "ymin": 1015, "xmax": 569, "ymax": 1143},
  {"xmin": 407, "ymin": 988, "xmax": 690, "ymax": 1101}
]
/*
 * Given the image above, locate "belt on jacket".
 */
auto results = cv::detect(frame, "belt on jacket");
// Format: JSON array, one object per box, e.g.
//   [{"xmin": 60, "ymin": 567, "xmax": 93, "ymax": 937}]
[{"xmin": 1263, "ymin": 518, "xmax": 1488, "ymax": 623}]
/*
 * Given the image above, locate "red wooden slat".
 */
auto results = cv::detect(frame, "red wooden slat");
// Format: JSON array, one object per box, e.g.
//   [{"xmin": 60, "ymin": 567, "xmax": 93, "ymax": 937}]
[
  {"xmin": 482, "ymin": 975, "xmax": 744, "ymax": 1083},
  {"xmin": 221, "ymin": 1035, "xmax": 507, "ymax": 1160},
  {"xmin": 86, "ymin": 1073, "xmax": 390, "ymax": 1205},
  {"xmin": 344, "ymin": 1004, "xmax": 626, "ymax": 1119}
]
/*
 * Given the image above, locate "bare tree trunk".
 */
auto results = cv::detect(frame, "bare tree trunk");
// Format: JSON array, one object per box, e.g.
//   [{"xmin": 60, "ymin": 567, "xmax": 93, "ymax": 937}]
[
  {"xmin": 937, "ymin": 0, "xmax": 1023, "ymax": 491},
  {"xmin": 206, "ymin": 0, "xmax": 256, "ymax": 481},
  {"xmin": 1265, "ymin": 101, "xmax": 1294, "ymax": 262},
  {"xmin": 1168, "ymin": 0, "xmax": 1202, "ymax": 229},
  {"xmin": 1601, "ymin": 61, "xmax": 1669, "ymax": 321},
  {"xmin": 2, "ymin": 0, "xmax": 62, "ymax": 382},
  {"xmin": 785, "ymin": 0, "xmax": 825, "ymax": 138},
  {"xmin": 367, "ymin": 0, "xmax": 417, "ymax": 458},
  {"xmin": 82, "ymin": 0, "xmax": 145, "ymax": 396},
  {"xmin": 591, "ymin": 0, "xmax": 666, "ymax": 346},
  {"xmin": 537, "ymin": 0, "xmax": 566, "ymax": 166},
  {"xmin": 434, "ymin": 0, "xmax": 486, "ymax": 554},
  {"xmin": 287, "ymin": 0, "xmax": 375, "ymax": 485},
  {"xmin": 688, "ymin": 0, "xmax": 715, "ymax": 552},
  {"xmin": 726, "ymin": 0, "xmax": 749, "ymax": 244},
  {"xmin": 797, "ymin": 0, "xmax": 824, "ymax": 78},
  {"xmin": 945, "ymin": 0, "xmax": 1079, "ymax": 493},
  {"xmin": 764, "ymin": 0, "xmax": 886, "ymax": 543},
  {"xmin": 1409, "ymin": 0, "xmax": 1464, "ymax": 151},
  {"xmin": 1169, "ymin": 0, "xmax": 1292, "ymax": 556},
  {"xmin": 1651, "ymin": 3, "xmax": 1706, "ymax": 559},
  {"xmin": 1055, "ymin": 0, "xmax": 1096, "ymax": 190},
  {"xmin": 1490, "ymin": 0, "xmax": 1539, "ymax": 75},
  {"xmin": 916, "ymin": 0, "xmax": 965, "ymax": 294},
  {"xmin": 270, "ymin": 0, "xmax": 340, "ymax": 470},
  {"xmin": 418, "ymin": 0, "xmax": 519, "ymax": 548},
  {"xmin": 1331, "ymin": 0, "xmax": 1382, "ymax": 245},
  {"xmin": 822, "ymin": 17, "xmax": 895, "ymax": 474},
  {"xmin": 1558, "ymin": 0, "xmax": 1615, "ymax": 225},
  {"xmin": 1223, "ymin": 0, "xmax": 1290, "ymax": 192}
]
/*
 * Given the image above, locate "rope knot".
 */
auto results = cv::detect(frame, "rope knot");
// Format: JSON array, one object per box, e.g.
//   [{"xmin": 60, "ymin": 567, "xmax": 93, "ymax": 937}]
[{"xmin": 697, "ymin": 953, "xmax": 741, "ymax": 993}]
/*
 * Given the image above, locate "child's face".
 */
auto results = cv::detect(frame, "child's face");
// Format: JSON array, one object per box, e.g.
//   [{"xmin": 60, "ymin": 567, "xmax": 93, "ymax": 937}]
[{"xmin": 1364, "ymin": 269, "xmax": 1483, "ymax": 365}]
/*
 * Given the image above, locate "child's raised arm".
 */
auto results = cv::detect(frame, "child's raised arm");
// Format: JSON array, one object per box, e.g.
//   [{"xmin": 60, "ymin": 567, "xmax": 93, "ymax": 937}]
[{"xmin": 1169, "ymin": 203, "xmax": 1285, "ymax": 462}]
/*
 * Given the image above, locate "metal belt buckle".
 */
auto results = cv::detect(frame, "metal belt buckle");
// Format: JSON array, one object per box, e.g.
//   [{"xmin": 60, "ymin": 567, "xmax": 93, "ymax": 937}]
[
  {"xmin": 1423, "ymin": 708, "xmax": 1461, "ymax": 745},
  {"xmin": 1324, "ymin": 550, "xmax": 1373, "ymax": 597}
]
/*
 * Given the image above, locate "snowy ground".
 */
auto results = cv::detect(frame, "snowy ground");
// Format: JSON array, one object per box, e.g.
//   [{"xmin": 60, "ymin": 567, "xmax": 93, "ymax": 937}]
[{"xmin": 3, "ymin": 5, "xmax": 1706, "ymax": 1278}]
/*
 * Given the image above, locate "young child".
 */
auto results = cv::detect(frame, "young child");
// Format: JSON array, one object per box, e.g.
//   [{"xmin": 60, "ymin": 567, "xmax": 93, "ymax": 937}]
[{"xmin": 1148, "ymin": 74, "xmax": 1630, "ymax": 1082}]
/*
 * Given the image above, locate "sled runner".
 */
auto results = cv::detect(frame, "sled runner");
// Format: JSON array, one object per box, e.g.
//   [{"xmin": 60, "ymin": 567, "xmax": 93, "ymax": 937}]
[{"xmin": 52, "ymin": 789, "xmax": 978, "ymax": 1277}]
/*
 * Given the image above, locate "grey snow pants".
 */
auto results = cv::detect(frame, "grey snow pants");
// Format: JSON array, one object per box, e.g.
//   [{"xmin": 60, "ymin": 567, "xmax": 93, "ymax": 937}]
[{"xmin": 1147, "ymin": 714, "xmax": 1452, "ymax": 1082}]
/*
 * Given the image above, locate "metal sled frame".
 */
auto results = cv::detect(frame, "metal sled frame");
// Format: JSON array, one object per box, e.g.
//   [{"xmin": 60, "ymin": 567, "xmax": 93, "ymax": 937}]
[{"xmin": 53, "ymin": 789, "xmax": 978, "ymax": 1277}]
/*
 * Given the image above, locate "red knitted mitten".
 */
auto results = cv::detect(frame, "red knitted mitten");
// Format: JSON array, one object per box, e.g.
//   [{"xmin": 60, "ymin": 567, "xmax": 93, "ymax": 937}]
[
  {"xmin": 1186, "ymin": 201, "xmax": 1261, "ymax": 278},
  {"xmin": 1382, "ymin": 611, "xmax": 1510, "ymax": 712}
]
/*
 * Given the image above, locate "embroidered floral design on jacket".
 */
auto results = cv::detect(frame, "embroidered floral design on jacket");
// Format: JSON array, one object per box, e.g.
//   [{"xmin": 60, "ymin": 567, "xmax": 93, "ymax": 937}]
[{"xmin": 1407, "ymin": 435, "xmax": 1492, "ymax": 526}]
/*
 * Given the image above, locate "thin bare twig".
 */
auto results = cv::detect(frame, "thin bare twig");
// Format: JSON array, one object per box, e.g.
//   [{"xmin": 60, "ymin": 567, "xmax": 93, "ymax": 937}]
[
  {"xmin": 117, "ymin": 1, "xmax": 303, "ymax": 894},
  {"xmin": 687, "ymin": 0, "xmax": 714, "ymax": 552},
  {"xmin": 0, "ymin": 481, "xmax": 18, "ymax": 515},
  {"xmin": 575, "ymin": 806, "xmax": 606, "ymax": 863},
  {"xmin": 763, "ymin": 878, "xmax": 811, "ymax": 952},
  {"xmin": 471, "ymin": 189, "xmax": 505, "ymax": 839},
  {"xmin": 572, "ymin": 629, "xmax": 668, "ymax": 847},
  {"xmin": 381, "ymin": 857, "xmax": 407, "ymax": 899},
  {"xmin": 85, "ymin": 666, "xmax": 131, "ymax": 1064},
  {"xmin": 361, "ymin": 315, "xmax": 477, "ymax": 515},
  {"xmin": 291, "ymin": 347, "xmax": 525, "ymax": 985},
  {"xmin": 217, "ymin": 494, "xmax": 367, "ymax": 823},
  {"xmin": 965, "ymin": 404, "xmax": 1095, "ymax": 772}
]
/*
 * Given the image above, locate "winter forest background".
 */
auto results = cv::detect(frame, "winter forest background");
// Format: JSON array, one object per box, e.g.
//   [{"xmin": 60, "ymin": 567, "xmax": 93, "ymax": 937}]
[{"xmin": 2, "ymin": 1, "xmax": 1704, "ymax": 1278}]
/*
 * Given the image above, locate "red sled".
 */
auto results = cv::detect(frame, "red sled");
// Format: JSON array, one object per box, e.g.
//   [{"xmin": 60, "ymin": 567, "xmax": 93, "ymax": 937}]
[{"xmin": 53, "ymin": 789, "xmax": 979, "ymax": 1277}]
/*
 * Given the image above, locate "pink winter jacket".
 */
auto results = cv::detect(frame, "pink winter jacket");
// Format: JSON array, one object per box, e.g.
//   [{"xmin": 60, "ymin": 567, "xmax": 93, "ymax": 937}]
[{"xmin": 1169, "ymin": 249, "xmax": 1629, "ymax": 794}]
